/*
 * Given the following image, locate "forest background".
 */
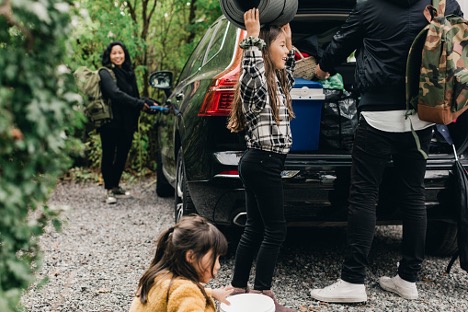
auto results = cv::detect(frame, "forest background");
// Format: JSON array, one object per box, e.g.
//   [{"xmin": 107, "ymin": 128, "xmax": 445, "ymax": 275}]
[
  {"xmin": 72, "ymin": 0, "xmax": 222, "ymax": 178},
  {"xmin": 0, "ymin": 1, "xmax": 221, "ymax": 311}
]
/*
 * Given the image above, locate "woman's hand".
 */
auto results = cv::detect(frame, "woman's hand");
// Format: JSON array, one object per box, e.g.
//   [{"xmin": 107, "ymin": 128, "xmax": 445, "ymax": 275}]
[
  {"xmin": 244, "ymin": 8, "xmax": 260, "ymax": 38},
  {"xmin": 142, "ymin": 103, "xmax": 151, "ymax": 111},
  {"xmin": 282, "ymin": 23, "xmax": 293, "ymax": 51},
  {"xmin": 211, "ymin": 286, "xmax": 234, "ymax": 305}
]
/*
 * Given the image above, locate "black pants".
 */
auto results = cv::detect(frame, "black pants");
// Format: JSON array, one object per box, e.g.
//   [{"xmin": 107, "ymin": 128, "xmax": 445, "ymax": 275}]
[
  {"xmin": 341, "ymin": 117, "xmax": 432, "ymax": 284},
  {"xmin": 99, "ymin": 126, "xmax": 134, "ymax": 190},
  {"xmin": 231, "ymin": 148, "xmax": 287, "ymax": 290}
]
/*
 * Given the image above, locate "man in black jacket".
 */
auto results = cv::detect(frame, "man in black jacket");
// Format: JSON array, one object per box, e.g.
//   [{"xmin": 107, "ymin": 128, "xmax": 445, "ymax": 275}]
[{"xmin": 312, "ymin": 0, "xmax": 463, "ymax": 303}]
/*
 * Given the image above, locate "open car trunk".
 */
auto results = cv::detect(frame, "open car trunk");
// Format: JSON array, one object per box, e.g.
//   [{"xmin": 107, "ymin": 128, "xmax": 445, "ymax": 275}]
[{"xmin": 289, "ymin": 8, "xmax": 468, "ymax": 158}]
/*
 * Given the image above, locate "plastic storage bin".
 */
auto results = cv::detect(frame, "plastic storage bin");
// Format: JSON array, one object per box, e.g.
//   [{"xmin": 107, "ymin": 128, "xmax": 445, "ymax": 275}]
[{"xmin": 290, "ymin": 78, "xmax": 325, "ymax": 152}]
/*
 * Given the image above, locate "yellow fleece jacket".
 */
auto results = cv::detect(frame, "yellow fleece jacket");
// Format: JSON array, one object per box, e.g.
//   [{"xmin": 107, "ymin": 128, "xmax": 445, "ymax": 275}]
[{"xmin": 129, "ymin": 274, "xmax": 216, "ymax": 312}]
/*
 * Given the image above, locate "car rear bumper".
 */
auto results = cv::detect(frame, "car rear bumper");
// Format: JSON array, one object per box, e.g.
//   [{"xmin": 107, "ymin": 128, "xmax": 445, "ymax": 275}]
[{"xmin": 189, "ymin": 151, "xmax": 462, "ymax": 226}]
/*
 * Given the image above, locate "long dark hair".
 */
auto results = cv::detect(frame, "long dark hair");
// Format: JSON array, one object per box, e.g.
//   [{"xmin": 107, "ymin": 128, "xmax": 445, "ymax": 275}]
[
  {"xmin": 228, "ymin": 25, "xmax": 294, "ymax": 133},
  {"xmin": 136, "ymin": 215, "xmax": 228, "ymax": 307},
  {"xmin": 101, "ymin": 41, "xmax": 133, "ymax": 71}
]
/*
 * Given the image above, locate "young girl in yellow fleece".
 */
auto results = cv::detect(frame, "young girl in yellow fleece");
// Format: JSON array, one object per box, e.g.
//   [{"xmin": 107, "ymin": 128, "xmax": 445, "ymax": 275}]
[{"xmin": 129, "ymin": 215, "xmax": 233, "ymax": 312}]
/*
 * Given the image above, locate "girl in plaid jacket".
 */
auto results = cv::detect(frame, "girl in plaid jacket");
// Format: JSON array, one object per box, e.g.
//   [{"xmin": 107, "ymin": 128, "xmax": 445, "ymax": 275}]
[{"xmin": 227, "ymin": 8, "xmax": 296, "ymax": 312}]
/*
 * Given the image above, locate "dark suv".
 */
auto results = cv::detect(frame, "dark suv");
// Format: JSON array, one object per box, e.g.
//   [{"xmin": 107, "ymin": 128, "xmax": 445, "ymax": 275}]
[{"xmin": 150, "ymin": 0, "xmax": 468, "ymax": 256}]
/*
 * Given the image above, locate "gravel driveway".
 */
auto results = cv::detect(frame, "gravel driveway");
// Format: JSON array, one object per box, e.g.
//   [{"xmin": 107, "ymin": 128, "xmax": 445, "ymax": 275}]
[{"xmin": 22, "ymin": 180, "xmax": 468, "ymax": 311}]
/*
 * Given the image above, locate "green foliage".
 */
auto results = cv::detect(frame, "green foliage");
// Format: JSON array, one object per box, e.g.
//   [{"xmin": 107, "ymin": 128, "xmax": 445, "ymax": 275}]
[
  {"xmin": 0, "ymin": 0, "xmax": 83, "ymax": 310},
  {"xmin": 68, "ymin": 0, "xmax": 222, "ymax": 173}
]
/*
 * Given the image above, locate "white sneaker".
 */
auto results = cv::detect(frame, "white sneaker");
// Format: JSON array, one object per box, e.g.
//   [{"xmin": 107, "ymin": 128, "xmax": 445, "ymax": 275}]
[
  {"xmin": 310, "ymin": 279, "xmax": 367, "ymax": 303},
  {"xmin": 106, "ymin": 190, "xmax": 117, "ymax": 204},
  {"xmin": 379, "ymin": 274, "xmax": 418, "ymax": 300}
]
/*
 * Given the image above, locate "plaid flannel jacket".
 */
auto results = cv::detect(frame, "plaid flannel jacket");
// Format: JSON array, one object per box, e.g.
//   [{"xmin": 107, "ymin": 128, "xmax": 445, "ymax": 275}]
[{"xmin": 240, "ymin": 46, "xmax": 295, "ymax": 154}]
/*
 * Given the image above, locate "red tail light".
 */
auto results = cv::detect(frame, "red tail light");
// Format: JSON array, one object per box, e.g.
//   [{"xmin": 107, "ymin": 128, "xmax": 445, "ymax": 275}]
[
  {"xmin": 198, "ymin": 67, "xmax": 240, "ymax": 116},
  {"xmin": 218, "ymin": 169, "xmax": 239, "ymax": 175},
  {"xmin": 198, "ymin": 31, "xmax": 246, "ymax": 116}
]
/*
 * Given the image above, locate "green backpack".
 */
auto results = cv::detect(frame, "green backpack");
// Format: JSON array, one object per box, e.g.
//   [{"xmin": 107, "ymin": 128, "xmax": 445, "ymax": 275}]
[
  {"xmin": 406, "ymin": 0, "xmax": 468, "ymax": 125},
  {"xmin": 74, "ymin": 66, "xmax": 116, "ymax": 128}
]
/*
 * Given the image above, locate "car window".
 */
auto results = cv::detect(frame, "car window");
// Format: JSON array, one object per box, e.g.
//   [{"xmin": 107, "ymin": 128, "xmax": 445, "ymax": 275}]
[
  {"xmin": 178, "ymin": 18, "xmax": 237, "ymax": 82},
  {"xmin": 178, "ymin": 24, "xmax": 216, "ymax": 81},
  {"xmin": 205, "ymin": 19, "xmax": 229, "ymax": 62},
  {"xmin": 203, "ymin": 20, "xmax": 238, "ymax": 72}
]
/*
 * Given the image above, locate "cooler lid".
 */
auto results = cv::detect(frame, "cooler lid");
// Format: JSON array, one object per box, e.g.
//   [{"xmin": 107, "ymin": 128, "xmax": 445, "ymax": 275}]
[
  {"xmin": 293, "ymin": 77, "xmax": 322, "ymax": 89},
  {"xmin": 291, "ymin": 78, "xmax": 325, "ymax": 100}
]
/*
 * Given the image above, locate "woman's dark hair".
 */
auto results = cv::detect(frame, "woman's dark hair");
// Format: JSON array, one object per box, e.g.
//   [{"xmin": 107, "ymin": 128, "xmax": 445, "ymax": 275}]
[
  {"xmin": 136, "ymin": 215, "xmax": 228, "ymax": 307},
  {"xmin": 101, "ymin": 41, "xmax": 133, "ymax": 71},
  {"xmin": 227, "ymin": 25, "xmax": 294, "ymax": 133}
]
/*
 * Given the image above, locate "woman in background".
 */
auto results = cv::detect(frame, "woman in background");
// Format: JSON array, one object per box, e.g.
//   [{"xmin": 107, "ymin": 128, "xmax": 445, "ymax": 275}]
[{"xmin": 99, "ymin": 41, "xmax": 153, "ymax": 204}]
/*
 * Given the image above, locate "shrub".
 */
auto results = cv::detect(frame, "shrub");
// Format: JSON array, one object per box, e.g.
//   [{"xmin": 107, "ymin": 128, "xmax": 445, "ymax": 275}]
[{"xmin": 0, "ymin": 1, "xmax": 83, "ymax": 310}]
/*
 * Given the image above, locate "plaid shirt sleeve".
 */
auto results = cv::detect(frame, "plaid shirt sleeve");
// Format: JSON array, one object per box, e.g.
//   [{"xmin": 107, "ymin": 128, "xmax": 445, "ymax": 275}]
[{"xmin": 240, "ymin": 46, "xmax": 268, "ymax": 114}]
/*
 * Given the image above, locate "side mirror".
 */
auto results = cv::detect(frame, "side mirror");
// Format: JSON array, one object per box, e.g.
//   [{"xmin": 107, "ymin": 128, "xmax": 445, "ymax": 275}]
[{"xmin": 149, "ymin": 71, "xmax": 173, "ymax": 89}]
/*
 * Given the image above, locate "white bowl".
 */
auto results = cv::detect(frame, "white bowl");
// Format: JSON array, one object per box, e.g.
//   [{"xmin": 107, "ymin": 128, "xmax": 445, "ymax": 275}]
[{"xmin": 220, "ymin": 293, "xmax": 275, "ymax": 312}]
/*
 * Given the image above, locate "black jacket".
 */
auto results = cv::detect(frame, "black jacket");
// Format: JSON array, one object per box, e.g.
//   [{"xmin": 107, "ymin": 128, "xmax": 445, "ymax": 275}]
[
  {"xmin": 99, "ymin": 67, "xmax": 145, "ymax": 132},
  {"xmin": 319, "ymin": 0, "xmax": 463, "ymax": 111}
]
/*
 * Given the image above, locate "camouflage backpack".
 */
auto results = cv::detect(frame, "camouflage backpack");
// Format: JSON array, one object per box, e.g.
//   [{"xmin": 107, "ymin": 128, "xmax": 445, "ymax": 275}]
[
  {"xmin": 74, "ymin": 66, "xmax": 116, "ymax": 128},
  {"xmin": 406, "ymin": 0, "xmax": 468, "ymax": 125}
]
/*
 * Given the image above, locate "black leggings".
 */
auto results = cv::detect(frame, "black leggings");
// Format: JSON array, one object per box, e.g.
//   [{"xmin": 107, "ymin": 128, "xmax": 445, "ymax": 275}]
[
  {"xmin": 231, "ymin": 148, "xmax": 287, "ymax": 290},
  {"xmin": 99, "ymin": 127, "xmax": 134, "ymax": 190}
]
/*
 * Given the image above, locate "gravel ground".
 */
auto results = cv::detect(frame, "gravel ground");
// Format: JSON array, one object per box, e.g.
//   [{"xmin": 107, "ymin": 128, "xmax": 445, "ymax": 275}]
[{"xmin": 21, "ymin": 179, "xmax": 468, "ymax": 311}]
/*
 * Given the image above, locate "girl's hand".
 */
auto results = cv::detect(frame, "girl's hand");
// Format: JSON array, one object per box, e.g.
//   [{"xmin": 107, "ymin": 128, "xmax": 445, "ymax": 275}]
[
  {"xmin": 282, "ymin": 23, "xmax": 293, "ymax": 51},
  {"xmin": 211, "ymin": 286, "xmax": 234, "ymax": 305},
  {"xmin": 244, "ymin": 8, "xmax": 260, "ymax": 38}
]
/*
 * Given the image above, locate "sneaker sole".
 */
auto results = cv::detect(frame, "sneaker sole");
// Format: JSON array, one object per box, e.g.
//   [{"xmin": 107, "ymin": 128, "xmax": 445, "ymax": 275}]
[
  {"xmin": 106, "ymin": 198, "xmax": 117, "ymax": 204},
  {"xmin": 310, "ymin": 290, "xmax": 367, "ymax": 303},
  {"xmin": 379, "ymin": 282, "xmax": 418, "ymax": 300}
]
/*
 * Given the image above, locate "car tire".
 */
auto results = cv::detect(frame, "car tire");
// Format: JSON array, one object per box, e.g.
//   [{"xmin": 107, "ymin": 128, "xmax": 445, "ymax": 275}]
[
  {"xmin": 174, "ymin": 147, "xmax": 196, "ymax": 222},
  {"xmin": 155, "ymin": 151, "xmax": 174, "ymax": 197},
  {"xmin": 425, "ymin": 220, "xmax": 458, "ymax": 257}
]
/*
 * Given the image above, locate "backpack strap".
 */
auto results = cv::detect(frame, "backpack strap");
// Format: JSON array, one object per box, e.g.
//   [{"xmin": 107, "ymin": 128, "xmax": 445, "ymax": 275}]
[
  {"xmin": 410, "ymin": 120, "xmax": 429, "ymax": 160},
  {"xmin": 433, "ymin": 0, "xmax": 446, "ymax": 16},
  {"xmin": 404, "ymin": 111, "xmax": 429, "ymax": 160},
  {"xmin": 98, "ymin": 67, "xmax": 116, "ymax": 83},
  {"xmin": 424, "ymin": 0, "xmax": 446, "ymax": 22},
  {"xmin": 424, "ymin": 5, "xmax": 437, "ymax": 22}
]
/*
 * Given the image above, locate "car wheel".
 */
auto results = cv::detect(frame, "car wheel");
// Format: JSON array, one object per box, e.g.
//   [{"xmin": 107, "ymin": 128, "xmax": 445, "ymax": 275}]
[
  {"xmin": 425, "ymin": 220, "xmax": 458, "ymax": 256},
  {"xmin": 174, "ymin": 148, "xmax": 196, "ymax": 222},
  {"xmin": 155, "ymin": 151, "xmax": 174, "ymax": 197}
]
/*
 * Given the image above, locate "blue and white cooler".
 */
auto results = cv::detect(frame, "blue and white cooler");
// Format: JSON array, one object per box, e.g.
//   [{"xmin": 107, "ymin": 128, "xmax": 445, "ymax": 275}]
[{"xmin": 289, "ymin": 78, "xmax": 325, "ymax": 152}]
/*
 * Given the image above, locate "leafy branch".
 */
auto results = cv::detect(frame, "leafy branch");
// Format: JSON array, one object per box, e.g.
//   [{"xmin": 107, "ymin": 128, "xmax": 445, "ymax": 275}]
[{"xmin": 0, "ymin": 0, "xmax": 34, "ymax": 50}]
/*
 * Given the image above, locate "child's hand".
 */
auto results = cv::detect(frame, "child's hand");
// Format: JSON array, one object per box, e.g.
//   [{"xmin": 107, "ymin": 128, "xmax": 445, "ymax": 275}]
[
  {"xmin": 244, "ymin": 8, "xmax": 260, "ymax": 38},
  {"xmin": 282, "ymin": 23, "xmax": 293, "ymax": 51},
  {"xmin": 211, "ymin": 286, "xmax": 234, "ymax": 305}
]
